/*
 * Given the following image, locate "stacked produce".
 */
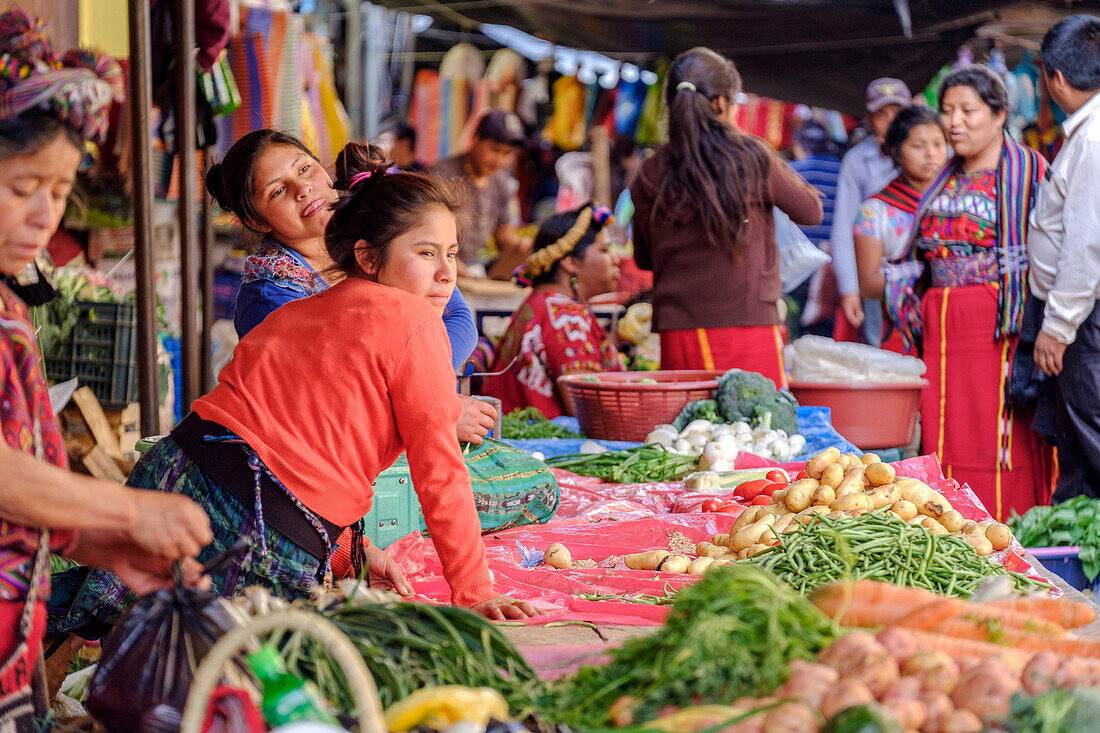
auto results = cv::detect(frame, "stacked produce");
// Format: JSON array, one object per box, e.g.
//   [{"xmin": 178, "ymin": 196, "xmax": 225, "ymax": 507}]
[{"xmin": 646, "ymin": 369, "xmax": 807, "ymax": 463}]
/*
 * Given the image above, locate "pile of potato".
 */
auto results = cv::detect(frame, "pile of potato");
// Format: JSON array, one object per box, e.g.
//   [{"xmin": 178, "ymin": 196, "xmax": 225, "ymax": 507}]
[{"xmin": 742, "ymin": 448, "xmax": 1013, "ymax": 557}]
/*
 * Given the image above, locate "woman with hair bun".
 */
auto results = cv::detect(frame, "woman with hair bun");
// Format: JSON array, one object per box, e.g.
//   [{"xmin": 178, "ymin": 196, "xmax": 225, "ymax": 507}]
[
  {"xmin": 0, "ymin": 9, "xmax": 211, "ymax": 721},
  {"xmin": 482, "ymin": 203, "xmax": 624, "ymax": 418},
  {"xmin": 61, "ymin": 145, "xmax": 540, "ymax": 628},
  {"xmin": 629, "ymin": 47, "xmax": 823, "ymax": 385},
  {"xmin": 206, "ymin": 131, "xmax": 478, "ymax": 373}
]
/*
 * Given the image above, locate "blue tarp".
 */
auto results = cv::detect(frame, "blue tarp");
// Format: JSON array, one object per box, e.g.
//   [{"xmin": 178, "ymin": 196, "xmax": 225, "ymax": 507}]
[{"xmin": 503, "ymin": 406, "xmax": 859, "ymax": 461}]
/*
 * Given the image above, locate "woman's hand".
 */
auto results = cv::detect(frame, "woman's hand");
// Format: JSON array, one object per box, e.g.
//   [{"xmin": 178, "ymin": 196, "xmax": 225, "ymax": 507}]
[
  {"xmin": 68, "ymin": 528, "xmax": 209, "ymax": 594},
  {"xmin": 364, "ymin": 544, "xmax": 413, "ymax": 595},
  {"xmin": 457, "ymin": 395, "xmax": 497, "ymax": 444},
  {"xmin": 470, "ymin": 594, "xmax": 542, "ymax": 620},
  {"xmin": 839, "ymin": 292, "xmax": 865, "ymax": 328},
  {"xmin": 126, "ymin": 490, "xmax": 213, "ymax": 559}
]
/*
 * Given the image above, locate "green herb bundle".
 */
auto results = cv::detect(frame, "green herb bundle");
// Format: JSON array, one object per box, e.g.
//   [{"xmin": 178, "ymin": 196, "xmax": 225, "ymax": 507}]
[
  {"xmin": 283, "ymin": 602, "xmax": 542, "ymax": 716},
  {"xmin": 745, "ymin": 512, "xmax": 1050, "ymax": 597},
  {"xmin": 502, "ymin": 407, "xmax": 585, "ymax": 439},
  {"xmin": 1010, "ymin": 496, "xmax": 1100, "ymax": 583},
  {"xmin": 545, "ymin": 565, "xmax": 838, "ymax": 728},
  {"xmin": 546, "ymin": 444, "xmax": 698, "ymax": 483}
]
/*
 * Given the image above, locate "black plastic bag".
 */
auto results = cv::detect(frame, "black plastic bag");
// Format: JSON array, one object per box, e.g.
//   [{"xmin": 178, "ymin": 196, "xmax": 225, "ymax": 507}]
[{"xmin": 86, "ymin": 584, "xmax": 243, "ymax": 732}]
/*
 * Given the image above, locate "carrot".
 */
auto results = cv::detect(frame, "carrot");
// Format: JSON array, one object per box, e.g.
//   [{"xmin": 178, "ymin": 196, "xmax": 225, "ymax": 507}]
[
  {"xmin": 811, "ymin": 580, "xmax": 940, "ymax": 627},
  {"xmin": 894, "ymin": 599, "xmax": 966, "ymax": 631},
  {"xmin": 931, "ymin": 617, "xmax": 1002, "ymax": 642},
  {"xmin": 1001, "ymin": 630, "xmax": 1100, "ymax": 659},
  {"xmin": 980, "ymin": 597, "xmax": 1096, "ymax": 629},
  {"xmin": 959, "ymin": 607, "xmax": 1066, "ymax": 636},
  {"xmin": 907, "ymin": 629, "xmax": 1031, "ymax": 666}
]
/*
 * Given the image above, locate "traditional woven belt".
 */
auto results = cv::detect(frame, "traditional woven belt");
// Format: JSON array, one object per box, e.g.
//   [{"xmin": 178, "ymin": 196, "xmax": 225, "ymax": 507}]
[{"xmin": 929, "ymin": 250, "xmax": 1000, "ymax": 288}]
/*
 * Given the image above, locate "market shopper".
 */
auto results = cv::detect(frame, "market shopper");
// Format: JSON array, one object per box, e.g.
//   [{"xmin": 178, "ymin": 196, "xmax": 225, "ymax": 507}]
[
  {"xmin": 1028, "ymin": 15, "xmax": 1100, "ymax": 501},
  {"xmin": 0, "ymin": 10, "xmax": 211, "ymax": 723},
  {"xmin": 207, "ymin": 129, "xmax": 477, "ymax": 371},
  {"xmin": 482, "ymin": 203, "xmax": 624, "ymax": 417},
  {"xmin": 831, "ymin": 78, "xmax": 912, "ymax": 343},
  {"xmin": 428, "ymin": 109, "xmax": 533, "ymax": 279},
  {"xmin": 905, "ymin": 65, "xmax": 1054, "ymax": 520},
  {"xmin": 60, "ymin": 155, "xmax": 540, "ymax": 626},
  {"xmin": 854, "ymin": 105, "xmax": 948, "ymax": 352},
  {"xmin": 629, "ymin": 47, "xmax": 823, "ymax": 384}
]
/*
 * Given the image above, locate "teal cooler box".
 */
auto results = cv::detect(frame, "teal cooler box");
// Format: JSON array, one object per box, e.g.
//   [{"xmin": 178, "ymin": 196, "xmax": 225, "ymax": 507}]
[{"xmin": 1028, "ymin": 546, "xmax": 1100, "ymax": 594}]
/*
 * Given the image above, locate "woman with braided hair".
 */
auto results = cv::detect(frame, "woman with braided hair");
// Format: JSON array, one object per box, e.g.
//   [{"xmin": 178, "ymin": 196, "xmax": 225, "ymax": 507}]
[
  {"xmin": 0, "ymin": 10, "xmax": 211, "ymax": 725},
  {"xmin": 482, "ymin": 203, "xmax": 624, "ymax": 417}
]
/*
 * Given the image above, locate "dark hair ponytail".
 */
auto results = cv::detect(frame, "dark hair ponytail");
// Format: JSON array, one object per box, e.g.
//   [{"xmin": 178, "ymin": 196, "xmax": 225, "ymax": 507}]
[
  {"xmin": 326, "ymin": 140, "xmax": 465, "ymax": 279},
  {"xmin": 657, "ymin": 47, "xmax": 771, "ymax": 256},
  {"xmin": 203, "ymin": 128, "xmax": 316, "ymax": 231}
]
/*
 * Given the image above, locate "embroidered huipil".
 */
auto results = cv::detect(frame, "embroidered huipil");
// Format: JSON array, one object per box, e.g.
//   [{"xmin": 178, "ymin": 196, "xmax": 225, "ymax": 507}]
[
  {"xmin": 0, "ymin": 283, "xmax": 75, "ymax": 602},
  {"xmin": 914, "ymin": 170, "xmax": 1001, "ymax": 287},
  {"xmin": 482, "ymin": 291, "xmax": 623, "ymax": 418}
]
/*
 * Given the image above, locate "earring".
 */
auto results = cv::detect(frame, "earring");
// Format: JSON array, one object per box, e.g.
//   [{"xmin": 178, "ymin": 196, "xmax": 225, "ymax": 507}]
[{"xmin": 570, "ymin": 275, "xmax": 579, "ymax": 288}]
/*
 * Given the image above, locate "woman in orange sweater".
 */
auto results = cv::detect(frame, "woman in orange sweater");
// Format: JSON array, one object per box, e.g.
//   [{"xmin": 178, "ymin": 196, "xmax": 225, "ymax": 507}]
[{"xmin": 56, "ymin": 153, "xmax": 538, "ymax": 631}]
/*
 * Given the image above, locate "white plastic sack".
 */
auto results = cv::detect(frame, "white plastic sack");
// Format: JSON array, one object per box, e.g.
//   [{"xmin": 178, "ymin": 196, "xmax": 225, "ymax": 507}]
[
  {"xmin": 776, "ymin": 207, "xmax": 831, "ymax": 293},
  {"xmin": 784, "ymin": 335, "xmax": 926, "ymax": 384}
]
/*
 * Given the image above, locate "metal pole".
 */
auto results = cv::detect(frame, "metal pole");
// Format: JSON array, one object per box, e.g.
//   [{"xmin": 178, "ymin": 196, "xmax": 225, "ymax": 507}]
[
  {"xmin": 175, "ymin": 0, "xmax": 201, "ymax": 411},
  {"xmin": 201, "ymin": 147, "xmax": 215, "ymax": 391},
  {"xmin": 345, "ymin": 0, "xmax": 362, "ymax": 137},
  {"xmin": 128, "ymin": 0, "xmax": 159, "ymax": 435}
]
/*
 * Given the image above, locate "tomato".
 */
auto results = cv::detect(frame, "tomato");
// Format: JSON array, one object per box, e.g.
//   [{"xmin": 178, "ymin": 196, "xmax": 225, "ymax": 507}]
[
  {"xmin": 766, "ymin": 468, "xmax": 790, "ymax": 483},
  {"xmin": 749, "ymin": 495, "xmax": 772, "ymax": 506},
  {"xmin": 701, "ymin": 498, "xmax": 723, "ymax": 513},
  {"xmin": 716, "ymin": 502, "xmax": 743, "ymax": 513},
  {"xmin": 734, "ymin": 479, "xmax": 770, "ymax": 501},
  {"xmin": 795, "ymin": 470, "xmax": 809, "ymax": 481},
  {"xmin": 759, "ymin": 481, "xmax": 788, "ymax": 497}
]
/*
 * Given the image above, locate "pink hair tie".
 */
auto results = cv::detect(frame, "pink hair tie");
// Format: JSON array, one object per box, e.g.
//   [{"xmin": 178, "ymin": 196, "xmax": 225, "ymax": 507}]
[{"xmin": 349, "ymin": 170, "xmax": 373, "ymax": 188}]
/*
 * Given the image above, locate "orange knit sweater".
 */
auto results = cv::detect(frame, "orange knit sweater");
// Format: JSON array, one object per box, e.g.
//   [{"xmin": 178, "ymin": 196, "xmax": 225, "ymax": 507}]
[{"xmin": 194, "ymin": 278, "xmax": 494, "ymax": 607}]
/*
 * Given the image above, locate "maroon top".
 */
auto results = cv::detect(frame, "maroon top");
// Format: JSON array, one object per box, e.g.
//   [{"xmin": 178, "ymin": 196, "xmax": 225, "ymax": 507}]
[{"xmin": 630, "ymin": 143, "xmax": 823, "ymax": 331}]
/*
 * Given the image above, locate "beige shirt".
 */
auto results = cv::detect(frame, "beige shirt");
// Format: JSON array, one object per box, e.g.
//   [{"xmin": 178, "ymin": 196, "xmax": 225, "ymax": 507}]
[{"xmin": 1028, "ymin": 90, "xmax": 1100, "ymax": 345}]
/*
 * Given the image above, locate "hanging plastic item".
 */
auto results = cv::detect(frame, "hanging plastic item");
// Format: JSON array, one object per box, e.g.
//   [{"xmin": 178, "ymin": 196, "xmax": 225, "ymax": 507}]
[
  {"xmin": 544, "ymin": 75, "xmax": 587, "ymax": 150},
  {"xmin": 200, "ymin": 49, "xmax": 242, "ymax": 117},
  {"xmin": 614, "ymin": 77, "xmax": 647, "ymax": 137},
  {"xmin": 635, "ymin": 59, "xmax": 668, "ymax": 146}
]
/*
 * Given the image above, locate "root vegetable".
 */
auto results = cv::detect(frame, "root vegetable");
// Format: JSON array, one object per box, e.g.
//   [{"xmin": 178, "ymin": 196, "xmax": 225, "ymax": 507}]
[
  {"xmin": 820, "ymin": 462, "xmax": 844, "ymax": 489},
  {"xmin": 544, "ymin": 543, "xmax": 572, "ymax": 569},
  {"xmin": 770, "ymin": 489, "xmax": 788, "ymax": 506},
  {"xmin": 625, "ymin": 549, "xmax": 670, "ymax": 570},
  {"xmin": 876, "ymin": 627, "xmax": 918, "ymax": 665},
  {"xmin": 762, "ymin": 701, "xmax": 819, "ymax": 733},
  {"xmin": 940, "ymin": 709, "xmax": 982, "ymax": 733},
  {"xmin": 881, "ymin": 676, "xmax": 921, "ymax": 704},
  {"xmin": 806, "ymin": 448, "xmax": 840, "ymax": 478},
  {"xmin": 903, "ymin": 650, "xmax": 960, "ymax": 694},
  {"xmin": 920, "ymin": 517, "xmax": 950, "ymax": 535},
  {"xmin": 830, "ymin": 493, "xmax": 874, "ymax": 512},
  {"xmin": 696, "ymin": 541, "xmax": 728, "ymax": 559},
  {"xmin": 812, "ymin": 485, "xmax": 836, "ymax": 507},
  {"xmin": 866, "ymin": 484, "xmax": 900, "ymax": 508},
  {"xmin": 659, "ymin": 554, "xmax": 691, "ymax": 573},
  {"xmin": 890, "ymin": 499, "xmax": 918, "ymax": 521},
  {"xmin": 712, "ymin": 533, "xmax": 731, "ymax": 547},
  {"xmin": 951, "ymin": 660, "xmax": 1020, "ymax": 720},
  {"xmin": 981, "ymin": 598, "xmax": 1096, "ymax": 629},
  {"xmin": 731, "ymin": 506, "xmax": 763, "ymax": 534},
  {"xmin": 688, "ymin": 556, "xmax": 715, "ymax": 575},
  {"xmin": 731, "ymin": 516, "xmax": 777, "ymax": 551},
  {"xmin": 708, "ymin": 558, "xmax": 732, "ymax": 569},
  {"xmin": 785, "ymin": 479, "xmax": 819, "ymax": 512},
  {"xmin": 1021, "ymin": 650, "xmax": 1060, "ymax": 695},
  {"xmin": 861, "ymin": 453, "xmax": 882, "ymax": 465},
  {"xmin": 937, "ymin": 510, "xmax": 965, "ymax": 533},
  {"xmin": 960, "ymin": 533, "xmax": 993, "ymax": 555},
  {"xmin": 737, "ymin": 543, "xmax": 769, "ymax": 559},
  {"xmin": 920, "ymin": 692, "xmax": 954, "ymax": 733},
  {"xmin": 865, "ymin": 461, "xmax": 896, "ymax": 487},
  {"xmin": 818, "ymin": 632, "xmax": 899, "ymax": 696},
  {"xmin": 820, "ymin": 679, "xmax": 875, "ymax": 719},
  {"xmin": 884, "ymin": 699, "xmax": 928, "ymax": 730},
  {"xmin": 960, "ymin": 520, "xmax": 979, "ymax": 534},
  {"xmin": 985, "ymin": 523, "xmax": 1012, "ymax": 551},
  {"xmin": 608, "ymin": 695, "xmax": 639, "ymax": 727},
  {"xmin": 773, "ymin": 514, "xmax": 797, "ymax": 534}
]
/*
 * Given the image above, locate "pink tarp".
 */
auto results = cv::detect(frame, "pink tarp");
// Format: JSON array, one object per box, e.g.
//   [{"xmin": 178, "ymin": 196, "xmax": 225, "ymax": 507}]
[{"xmin": 389, "ymin": 454, "xmax": 1042, "ymax": 625}]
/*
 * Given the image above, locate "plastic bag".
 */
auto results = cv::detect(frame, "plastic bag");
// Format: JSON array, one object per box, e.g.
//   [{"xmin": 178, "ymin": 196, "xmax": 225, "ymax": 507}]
[
  {"xmin": 784, "ymin": 335, "xmax": 926, "ymax": 384},
  {"xmin": 86, "ymin": 584, "xmax": 245, "ymax": 732},
  {"xmin": 776, "ymin": 207, "xmax": 830, "ymax": 293}
]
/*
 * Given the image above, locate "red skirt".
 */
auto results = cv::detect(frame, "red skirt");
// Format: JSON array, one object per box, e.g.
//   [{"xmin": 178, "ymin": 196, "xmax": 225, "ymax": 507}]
[
  {"xmin": 660, "ymin": 326, "xmax": 787, "ymax": 388},
  {"xmin": 0, "ymin": 600, "xmax": 45, "ymax": 720},
  {"xmin": 920, "ymin": 284, "xmax": 1054, "ymax": 521}
]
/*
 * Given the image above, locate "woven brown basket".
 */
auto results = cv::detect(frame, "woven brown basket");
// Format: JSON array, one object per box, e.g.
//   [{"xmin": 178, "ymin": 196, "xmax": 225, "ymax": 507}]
[{"xmin": 558, "ymin": 370, "xmax": 722, "ymax": 442}]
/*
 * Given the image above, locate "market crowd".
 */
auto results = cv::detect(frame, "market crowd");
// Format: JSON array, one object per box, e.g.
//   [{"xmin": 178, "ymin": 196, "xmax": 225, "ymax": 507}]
[{"xmin": 2, "ymin": 6, "xmax": 1100, "ymax": 724}]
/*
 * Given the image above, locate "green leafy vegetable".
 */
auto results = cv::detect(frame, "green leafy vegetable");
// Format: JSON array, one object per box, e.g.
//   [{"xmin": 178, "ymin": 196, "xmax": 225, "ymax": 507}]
[
  {"xmin": 546, "ymin": 444, "xmax": 698, "ymax": 483},
  {"xmin": 544, "ymin": 565, "xmax": 839, "ymax": 728},
  {"xmin": 1009, "ymin": 495, "xmax": 1100, "ymax": 582},
  {"xmin": 715, "ymin": 369, "xmax": 800, "ymax": 435},
  {"xmin": 501, "ymin": 407, "xmax": 584, "ymax": 439},
  {"xmin": 1000, "ymin": 687, "xmax": 1100, "ymax": 733},
  {"xmin": 671, "ymin": 398, "xmax": 721, "ymax": 431}
]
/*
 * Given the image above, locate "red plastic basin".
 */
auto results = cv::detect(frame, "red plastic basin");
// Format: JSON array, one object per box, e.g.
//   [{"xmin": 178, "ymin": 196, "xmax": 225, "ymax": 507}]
[{"xmin": 788, "ymin": 380, "xmax": 928, "ymax": 450}]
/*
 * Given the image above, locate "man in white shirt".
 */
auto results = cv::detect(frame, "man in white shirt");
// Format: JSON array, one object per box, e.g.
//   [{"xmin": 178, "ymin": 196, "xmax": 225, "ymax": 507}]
[
  {"xmin": 1028, "ymin": 14, "xmax": 1100, "ymax": 500},
  {"xmin": 830, "ymin": 78, "xmax": 910, "ymax": 343}
]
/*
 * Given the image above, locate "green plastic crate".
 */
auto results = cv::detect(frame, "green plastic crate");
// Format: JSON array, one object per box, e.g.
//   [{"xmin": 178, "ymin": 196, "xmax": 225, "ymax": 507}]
[{"xmin": 45, "ymin": 300, "xmax": 137, "ymax": 409}]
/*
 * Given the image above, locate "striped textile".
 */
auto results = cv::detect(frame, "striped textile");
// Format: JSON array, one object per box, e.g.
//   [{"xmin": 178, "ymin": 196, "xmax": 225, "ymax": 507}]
[
  {"xmin": 48, "ymin": 436, "xmax": 324, "ymax": 635},
  {"xmin": 789, "ymin": 154, "xmax": 841, "ymax": 247}
]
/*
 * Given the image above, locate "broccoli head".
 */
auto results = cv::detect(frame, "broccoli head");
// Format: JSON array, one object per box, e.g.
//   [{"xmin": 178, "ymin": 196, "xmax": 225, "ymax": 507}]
[
  {"xmin": 715, "ymin": 369, "xmax": 800, "ymax": 435},
  {"xmin": 672, "ymin": 399, "xmax": 721, "ymax": 431}
]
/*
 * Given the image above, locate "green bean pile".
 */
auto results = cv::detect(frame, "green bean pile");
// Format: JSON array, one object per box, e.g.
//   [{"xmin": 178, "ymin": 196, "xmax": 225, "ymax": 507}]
[
  {"xmin": 501, "ymin": 407, "xmax": 584, "ymax": 439},
  {"xmin": 546, "ymin": 444, "xmax": 698, "ymax": 483},
  {"xmin": 284, "ymin": 602, "xmax": 542, "ymax": 716},
  {"xmin": 742, "ymin": 511, "xmax": 1050, "ymax": 598}
]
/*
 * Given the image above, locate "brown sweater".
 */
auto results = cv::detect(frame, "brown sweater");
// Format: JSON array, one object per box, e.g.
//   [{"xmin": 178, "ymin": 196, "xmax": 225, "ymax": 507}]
[{"xmin": 630, "ymin": 144, "xmax": 824, "ymax": 331}]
